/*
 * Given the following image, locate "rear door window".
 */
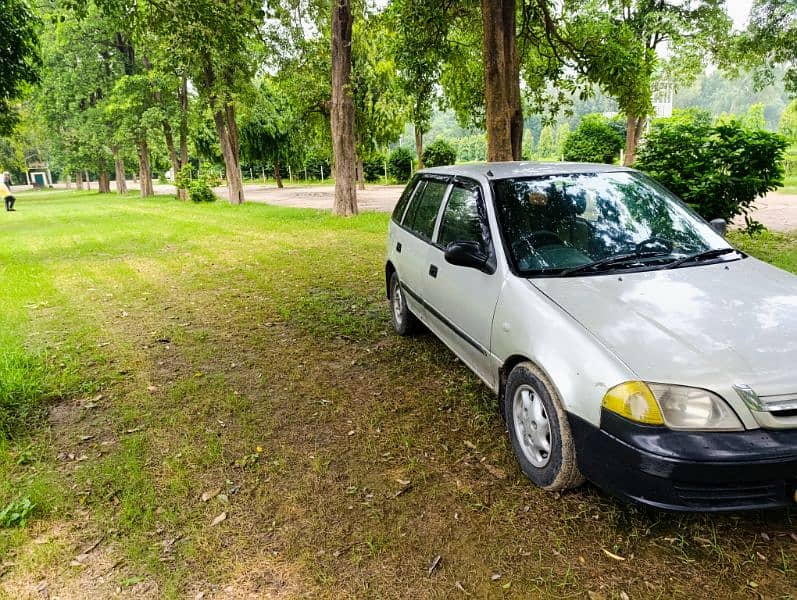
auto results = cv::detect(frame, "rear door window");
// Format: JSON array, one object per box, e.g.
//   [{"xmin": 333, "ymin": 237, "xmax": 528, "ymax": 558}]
[
  {"xmin": 403, "ymin": 178, "xmax": 449, "ymax": 241},
  {"xmin": 392, "ymin": 176, "xmax": 422, "ymax": 224},
  {"xmin": 437, "ymin": 181, "xmax": 488, "ymax": 253}
]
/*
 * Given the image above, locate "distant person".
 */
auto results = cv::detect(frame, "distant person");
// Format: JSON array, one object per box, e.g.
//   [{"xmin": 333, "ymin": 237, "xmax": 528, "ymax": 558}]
[
  {"xmin": 2, "ymin": 172, "xmax": 10, "ymax": 188},
  {"xmin": 1, "ymin": 177, "xmax": 15, "ymax": 211}
]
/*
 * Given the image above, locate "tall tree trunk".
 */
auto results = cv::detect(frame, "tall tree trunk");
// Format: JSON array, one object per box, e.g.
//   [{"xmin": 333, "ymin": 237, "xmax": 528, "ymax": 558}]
[
  {"xmin": 179, "ymin": 77, "xmax": 189, "ymax": 168},
  {"xmin": 112, "ymin": 146, "xmax": 127, "ymax": 195},
  {"xmin": 177, "ymin": 77, "xmax": 189, "ymax": 201},
  {"xmin": 481, "ymin": 0, "xmax": 523, "ymax": 161},
  {"xmin": 623, "ymin": 115, "xmax": 646, "ymax": 166},
  {"xmin": 212, "ymin": 105, "xmax": 245, "ymax": 204},
  {"xmin": 98, "ymin": 161, "xmax": 111, "ymax": 194},
  {"xmin": 273, "ymin": 160, "xmax": 283, "ymax": 188},
  {"xmin": 75, "ymin": 170, "xmax": 84, "ymax": 191},
  {"xmin": 163, "ymin": 120, "xmax": 186, "ymax": 200},
  {"xmin": 415, "ymin": 126, "xmax": 424, "ymax": 170},
  {"xmin": 163, "ymin": 121, "xmax": 179, "ymax": 179},
  {"xmin": 138, "ymin": 138, "xmax": 154, "ymax": 197},
  {"xmin": 203, "ymin": 57, "xmax": 244, "ymax": 204},
  {"xmin": 331, "ymin": 0, "xmax": 357, "ymax": 216}
]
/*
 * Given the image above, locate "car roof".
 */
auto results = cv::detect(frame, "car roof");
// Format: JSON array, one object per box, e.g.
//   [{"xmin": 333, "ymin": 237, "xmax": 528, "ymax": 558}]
[{"xmin": 418, "ymin": 161, "xmax": 634, "ymax": 181}]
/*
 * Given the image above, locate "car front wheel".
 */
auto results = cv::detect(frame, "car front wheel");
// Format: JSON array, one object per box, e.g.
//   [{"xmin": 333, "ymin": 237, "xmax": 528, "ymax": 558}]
[
  {"xmin": 504, "ymin": 362, "xmax": 584, "ymax": 491},
  {"xmin": 389, "ymin": 271, "xmax": 419, "ymax": 336}
]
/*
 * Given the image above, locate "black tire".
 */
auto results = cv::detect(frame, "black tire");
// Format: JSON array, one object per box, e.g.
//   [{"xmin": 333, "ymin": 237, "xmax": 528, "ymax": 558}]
[
  {"xmin": 503, "ymin": 361, "xmax": 584, "ymax": 491},
  {"xmin": 388, "ymin": 271, "xmax": 419, "ymax": 336}
]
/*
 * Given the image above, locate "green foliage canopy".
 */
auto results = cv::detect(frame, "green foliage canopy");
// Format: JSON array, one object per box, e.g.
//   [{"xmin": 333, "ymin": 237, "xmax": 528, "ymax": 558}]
[
  {"xmin": 239, "ymin": 79, "xmax": 300, "ymax": 169},
  {"xmin": 388, "ymin": 0, "xmax": 448, "ymax": 136},
  {"xmin": 0, "ymin": 0, "xmax": 41, "ymax": 135},
  {"xmin": 537, "ymin": 0, "xmax": 731, "ymax": 154},
  {"xmin": 735, "ymin": 0, "xmax": 797, "ymax": 94},
  {"xmin": 352, "ymin": 13, "xmax": 407, "ymax": 157}
]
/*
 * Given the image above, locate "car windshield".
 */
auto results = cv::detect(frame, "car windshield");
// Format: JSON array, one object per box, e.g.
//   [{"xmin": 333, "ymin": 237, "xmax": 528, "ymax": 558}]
[{"xmin": 492, "ymin": 171, "xmax": 739, "ymax": 277}]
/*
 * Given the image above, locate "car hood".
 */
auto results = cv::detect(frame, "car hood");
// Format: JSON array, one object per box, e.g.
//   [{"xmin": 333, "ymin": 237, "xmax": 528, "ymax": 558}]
[{"xmin": 531, "ymin": 257, "xmax": 797, "ymax": 396}]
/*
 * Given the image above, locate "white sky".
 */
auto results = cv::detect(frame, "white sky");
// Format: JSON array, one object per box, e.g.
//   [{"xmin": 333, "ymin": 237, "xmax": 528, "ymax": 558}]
[{"xmin": 726, "ymin": 0, "xmax": 753, "ymax": 30}]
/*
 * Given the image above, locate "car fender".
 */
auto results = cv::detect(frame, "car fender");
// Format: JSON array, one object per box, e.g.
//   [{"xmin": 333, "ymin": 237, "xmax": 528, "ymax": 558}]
[{"xmin": 490, "ymin": 277, "xmax": 636, "ymax": 426}]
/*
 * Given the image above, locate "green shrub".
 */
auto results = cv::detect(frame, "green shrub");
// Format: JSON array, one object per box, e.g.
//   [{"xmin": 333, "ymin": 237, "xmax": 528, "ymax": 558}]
[
  {"xmin": 303, "ymin": 153, "xmax": 332, "ymax": 180},
  {"xmin": 636, "ymin": 112, "xmax": 788, "ymax": 224},
  {"xmin": 177, "ymin": 165, "xmax": 218, "ymax": 203},
  {"xmin": 562, "ymin": 114, "xmax": 624, "ymax": 164},
  {"xmin": 422, "ymin": 139, "xmax": 457, "ymax": 167},
  {"xmin": 188, "ymin": 178, "xmax": 216, "ymax": 203},
  {"xmin": 202, "ymin": 170, "xmax": 222, "ymax": 188},
  {"xmin": 388, "ymin": 147, "xmax": 414, "ymax": 183},
  {"xmin": 362, "ymin": 153, "xmax": 386, "ymax": 182}
]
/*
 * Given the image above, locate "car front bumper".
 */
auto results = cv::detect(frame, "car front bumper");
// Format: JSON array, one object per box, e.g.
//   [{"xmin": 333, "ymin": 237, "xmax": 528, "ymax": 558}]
[{"xmin": 569, "ymin": 409, "xmax": 797, "ymax": 511}]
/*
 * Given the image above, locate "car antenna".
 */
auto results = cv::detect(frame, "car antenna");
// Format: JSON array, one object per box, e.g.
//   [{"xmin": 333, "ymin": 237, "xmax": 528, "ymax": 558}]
[{"xmin": 486, "ymin": 169, "xmax": 494, "ymax": 177}]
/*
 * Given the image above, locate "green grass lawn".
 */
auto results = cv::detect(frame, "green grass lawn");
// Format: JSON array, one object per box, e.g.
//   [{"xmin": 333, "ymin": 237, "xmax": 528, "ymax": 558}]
[
  {"xmin": 777, "ymin": 174, "xmax": 797, "ymax": 195},
  {"xmin": 1, "ymin": 190, "xmax": 795, "ymax": 599}
]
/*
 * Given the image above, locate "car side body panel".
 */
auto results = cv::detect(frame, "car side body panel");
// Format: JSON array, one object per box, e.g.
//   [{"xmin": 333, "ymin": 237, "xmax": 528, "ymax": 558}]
[{"xmin": 387, "ymin": 220, "xmax": 428, "ymax": 319}]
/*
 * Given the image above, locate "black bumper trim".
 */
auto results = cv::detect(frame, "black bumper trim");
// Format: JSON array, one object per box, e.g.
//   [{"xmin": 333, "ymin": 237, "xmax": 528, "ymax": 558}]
[{"xmin": 568, "ymin": 410, "xmax": 797, "ymax": 511}]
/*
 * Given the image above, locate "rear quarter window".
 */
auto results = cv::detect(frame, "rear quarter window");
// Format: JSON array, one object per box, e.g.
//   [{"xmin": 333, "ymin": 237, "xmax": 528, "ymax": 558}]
[{"xmin": 391, "ymin": 176, "xmax": 422, "ymax": 224}]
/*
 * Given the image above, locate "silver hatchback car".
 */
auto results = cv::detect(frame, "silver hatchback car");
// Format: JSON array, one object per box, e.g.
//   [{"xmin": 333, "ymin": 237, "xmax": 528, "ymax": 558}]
[{"xmin": 385, "ymin": 162, "xmax": 797, "ymax": 511}]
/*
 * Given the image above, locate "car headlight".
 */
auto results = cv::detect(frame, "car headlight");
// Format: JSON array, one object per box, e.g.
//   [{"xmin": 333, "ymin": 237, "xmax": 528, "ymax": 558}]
[
  {"xmin": 648, "ymin": 383, "xmax": 743, "ymax": 431},
  {"xmin": 603, "ymin": 382, "xmax": 744, "ymax": 431}
]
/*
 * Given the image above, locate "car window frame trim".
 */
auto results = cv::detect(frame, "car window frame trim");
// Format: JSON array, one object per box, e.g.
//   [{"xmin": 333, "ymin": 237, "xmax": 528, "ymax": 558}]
[{"xmin": 431, "ymin": 176, "xmax": 498, "ymax": 275}]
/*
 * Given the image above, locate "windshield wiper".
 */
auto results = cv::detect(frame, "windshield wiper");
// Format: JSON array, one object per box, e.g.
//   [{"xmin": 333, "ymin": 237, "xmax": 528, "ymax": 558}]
[
  {"xmin": 560, "ymin": 250, "xmax": 671, "ymax": 277},
  {"xmin": 658, "ymin": 247, "xmax": 742, "ymax": 270}
]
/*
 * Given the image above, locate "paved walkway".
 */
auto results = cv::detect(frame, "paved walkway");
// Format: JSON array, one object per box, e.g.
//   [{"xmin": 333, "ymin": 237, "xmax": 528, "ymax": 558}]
[{"xmin": 242, "ymin": 183, "xmax": 404, "ymax": 212}]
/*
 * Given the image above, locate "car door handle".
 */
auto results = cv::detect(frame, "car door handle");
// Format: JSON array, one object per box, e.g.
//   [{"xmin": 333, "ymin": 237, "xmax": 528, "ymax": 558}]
[
  {"xmin": 396, "ymin": 242, "xmax": 402, "ymax": 253},
  {"xmin": 429, "ymin": 264, "xmax": 438, "ymax": 278}
]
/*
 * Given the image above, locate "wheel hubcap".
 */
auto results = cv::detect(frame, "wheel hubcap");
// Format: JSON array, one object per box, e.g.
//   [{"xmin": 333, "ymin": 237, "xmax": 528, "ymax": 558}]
[
  {"xmin": 513, "ymin": 384, "xmax": 552, "ymax": 468},
  {"xmin": 392, "ymin": 281, "xmax": 404, "ymax": 326}
]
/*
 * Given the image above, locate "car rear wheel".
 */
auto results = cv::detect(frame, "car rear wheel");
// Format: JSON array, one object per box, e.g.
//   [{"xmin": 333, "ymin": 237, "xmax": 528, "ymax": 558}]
[
  {"xmin": 389, "ymin": 272, "xmax": 419, "ymax": 336},
  {"xmin": 504, "ymin": 362, "xmax": 584, "ymax": 491}
]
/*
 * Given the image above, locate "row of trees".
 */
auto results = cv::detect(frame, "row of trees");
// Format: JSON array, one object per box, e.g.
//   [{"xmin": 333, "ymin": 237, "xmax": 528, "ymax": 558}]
[{"xmin": 1, "ymin": 0, "xmax": 795, "ymax": 214}]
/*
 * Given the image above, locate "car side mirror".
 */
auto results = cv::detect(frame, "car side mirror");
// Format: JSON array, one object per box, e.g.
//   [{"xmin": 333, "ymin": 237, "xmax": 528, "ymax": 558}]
[
  {"xmin": 444, "ymin": 241, "xmax": 489, "ymax": 271},
  {"xmin": 710, "ymin": 218, "xmax": 727, "ymax": 237}
]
